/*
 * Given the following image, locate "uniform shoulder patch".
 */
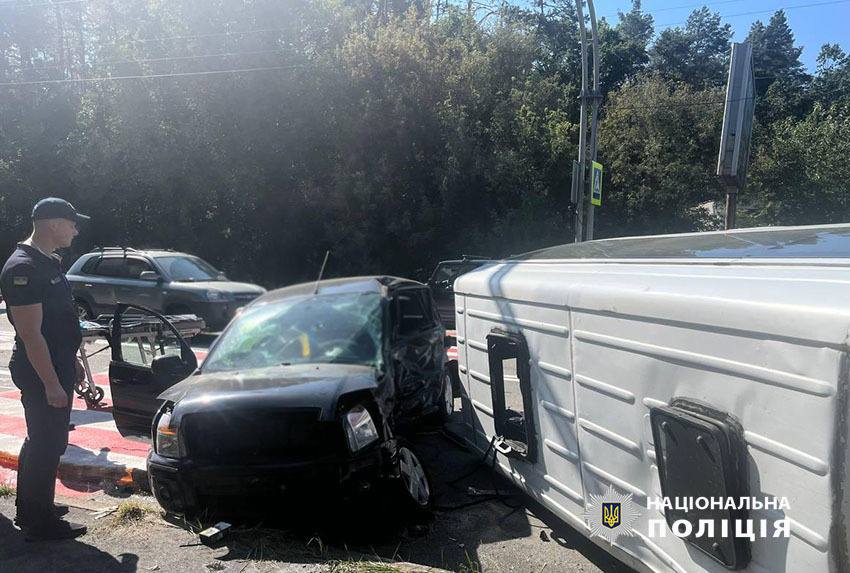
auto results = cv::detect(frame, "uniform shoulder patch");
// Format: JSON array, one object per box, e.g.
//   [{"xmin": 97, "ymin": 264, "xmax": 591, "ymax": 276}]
[{"xmin": 12, "ymin": 276, "xmax": 29, "ymax": 286}]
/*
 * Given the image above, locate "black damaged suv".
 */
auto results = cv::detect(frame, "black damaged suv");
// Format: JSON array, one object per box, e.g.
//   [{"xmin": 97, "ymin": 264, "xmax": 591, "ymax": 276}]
[{"xmin": 108, "ymin": 277, "xmax": 452, "ymax": 517}]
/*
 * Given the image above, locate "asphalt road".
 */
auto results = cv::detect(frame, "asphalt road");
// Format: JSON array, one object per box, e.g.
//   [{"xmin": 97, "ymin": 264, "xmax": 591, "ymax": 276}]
[
  {"xmin": 0, "ymin": 304, "xmax": 633, "ymax": 573},
  {"xmin": 0, "ymin": 431, "xmax": 633, "ymax": 573}
]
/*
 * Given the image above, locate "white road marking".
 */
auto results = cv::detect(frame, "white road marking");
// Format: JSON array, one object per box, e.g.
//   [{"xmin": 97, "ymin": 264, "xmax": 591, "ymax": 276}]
[{"xmin": 0, "ymin": 433, "xmax": 146, "ymax": 471}]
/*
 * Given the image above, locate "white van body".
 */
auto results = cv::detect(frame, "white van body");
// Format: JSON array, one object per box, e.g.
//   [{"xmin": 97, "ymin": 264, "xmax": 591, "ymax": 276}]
[{"xmin": 452, "ymin": 224, "xmax": 850, "ymax": 573}]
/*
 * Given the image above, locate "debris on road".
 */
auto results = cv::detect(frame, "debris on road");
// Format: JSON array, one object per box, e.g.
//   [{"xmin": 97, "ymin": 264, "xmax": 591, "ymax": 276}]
[{"xmin": 199, "ymin": 521, "xmax": 232, "ymax": 546}]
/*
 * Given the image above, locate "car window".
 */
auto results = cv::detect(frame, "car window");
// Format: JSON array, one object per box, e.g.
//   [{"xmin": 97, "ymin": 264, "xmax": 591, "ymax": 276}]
[
  {"xmin": 118, "ymin": 336, "xmax": 183, "ymax": 367},
  {"xmin": 81, "ymin": 256, "xmax": 100, "ymax": 274},
  {"xmin": 156, "ymin": 256, "xmax": 221, "ymax": 282},
  {"xmin": 92, "ymin": 257, "xmax": 127, "ymax": 278},
  {"xmin": 124, "ymin": 258, "xmax": 154, "ymax": 279},
  {"xmin": 397, "ymin": 290, "xmax": 434, "ymax": 336},
  {"xmin": 431, "ymin": 263, "xmax": 481, "ymax": 284},
  {"xmin": 202, "ymin": 292, "xmax": 384, "ymax": 373}
]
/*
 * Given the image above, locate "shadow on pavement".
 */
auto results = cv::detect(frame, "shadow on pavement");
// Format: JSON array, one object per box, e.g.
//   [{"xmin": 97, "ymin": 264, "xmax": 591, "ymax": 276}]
[
  {"xmin": 57, "ymin": 444, "xmax": 139, "ymax": 500},
  {"xmin": 0, "ymin": 512, "xmax": 138, "ymax": 572}
]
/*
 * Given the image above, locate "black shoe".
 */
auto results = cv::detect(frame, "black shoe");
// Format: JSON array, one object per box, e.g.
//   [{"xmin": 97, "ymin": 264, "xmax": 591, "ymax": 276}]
[
  {"xmin": 24, "ymin": 518, "xmax": 87, "ymax": 541},
  {"xmin": 14, "ymin": 504, "xmax": 71, "ymax": 529}
]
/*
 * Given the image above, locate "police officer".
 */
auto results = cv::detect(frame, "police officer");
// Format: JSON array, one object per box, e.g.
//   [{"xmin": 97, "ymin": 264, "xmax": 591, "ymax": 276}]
[{"xmin": 0, "ymin": 198, "xmax": 89, "ymax": 540}]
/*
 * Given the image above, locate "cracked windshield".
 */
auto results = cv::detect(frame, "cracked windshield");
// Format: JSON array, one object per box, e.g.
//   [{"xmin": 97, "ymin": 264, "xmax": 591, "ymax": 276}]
[{"xmin": 202, "ymin": 292, "xmax": 383, "ymax": 372}]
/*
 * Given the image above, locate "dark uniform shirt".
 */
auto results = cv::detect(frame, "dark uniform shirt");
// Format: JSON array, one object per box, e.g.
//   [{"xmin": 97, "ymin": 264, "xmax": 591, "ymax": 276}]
[{"xmin": 0, "ymin": 244, "xmax": 82, "ymax": 388}]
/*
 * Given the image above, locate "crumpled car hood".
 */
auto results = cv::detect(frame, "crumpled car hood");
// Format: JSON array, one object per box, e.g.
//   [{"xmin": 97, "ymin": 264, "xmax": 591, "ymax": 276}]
[{"xmin": 159, "ymin": 363, "xmax": 380, "ymax": 421}]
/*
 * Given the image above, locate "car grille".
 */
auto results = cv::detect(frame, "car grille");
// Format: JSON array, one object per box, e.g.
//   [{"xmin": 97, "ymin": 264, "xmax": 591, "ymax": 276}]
[{"xmin": 182, "ymin": 408, "xmax": 341, "ymax": 464}]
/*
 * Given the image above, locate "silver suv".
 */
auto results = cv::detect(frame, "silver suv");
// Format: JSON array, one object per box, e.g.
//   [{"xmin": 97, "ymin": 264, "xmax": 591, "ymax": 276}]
[{"xmin": 67, "ymin": 248, "xmax": 266, "ymax": 331}]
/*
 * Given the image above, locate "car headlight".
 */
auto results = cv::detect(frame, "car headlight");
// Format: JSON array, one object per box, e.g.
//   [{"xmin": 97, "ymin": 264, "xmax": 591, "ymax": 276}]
[
  {"xmin": 343, "ymin": 405, "xmax": 380, "ymax": 453},
  {"xmin": 155, "ymin": 408, "xmax": 182, "ymax": 458},
  {"xmin": 206, "ymin": 289, "xmax": 228, "ymax": 301}
]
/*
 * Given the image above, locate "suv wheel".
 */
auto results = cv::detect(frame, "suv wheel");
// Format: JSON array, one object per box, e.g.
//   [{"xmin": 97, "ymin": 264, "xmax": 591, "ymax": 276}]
[{"xmin": 75, "ymin": 299, "xmax": 93, "ymax": 320}]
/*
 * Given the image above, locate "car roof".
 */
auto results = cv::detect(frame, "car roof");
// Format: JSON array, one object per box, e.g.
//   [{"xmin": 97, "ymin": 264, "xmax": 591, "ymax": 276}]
[
  {"xmin": 515, "ymin": 223, "xmax": 850, "ymax": 260},
  {"xmin": 436, "ymin": 261, "xmax": 492, "ymax": 268},
  {"xmin": 258, "ymin": 276, "xmax": 425, "ymax": 304},
  {"xmin": 92, "ymin": 251, "xmax": 191, "ymax": 258}
]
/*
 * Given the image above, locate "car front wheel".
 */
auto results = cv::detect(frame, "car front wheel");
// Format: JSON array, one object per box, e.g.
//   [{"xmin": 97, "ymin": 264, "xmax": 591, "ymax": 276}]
[{"xmin": 394, "ymin": 443, "xmax": 432, "ymax": 512}]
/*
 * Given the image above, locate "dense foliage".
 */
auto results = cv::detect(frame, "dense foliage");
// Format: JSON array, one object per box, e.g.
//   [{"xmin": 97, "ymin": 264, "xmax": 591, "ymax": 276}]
[{"xmin": 1, "ymin": 0, "xmax": 848, "ymax": 286}]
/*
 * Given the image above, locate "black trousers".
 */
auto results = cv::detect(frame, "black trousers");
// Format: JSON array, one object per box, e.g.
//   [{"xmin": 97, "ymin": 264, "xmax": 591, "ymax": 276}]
[{"xmin": 9, "ymin": 353, "xmax": 74, "ymax": 525}]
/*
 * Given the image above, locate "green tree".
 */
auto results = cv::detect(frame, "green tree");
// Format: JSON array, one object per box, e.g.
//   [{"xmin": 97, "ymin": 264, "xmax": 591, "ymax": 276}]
[
  {"xmin": 597, "ymin": 1, "xmax": 654, "ymax": 94},
  {"xmin": 743, "ymin": 105, "xmax": 850, "ymax": 225},
  {"xmin": 597, "ymin": 75, "xmax": 725, "ymax": 236},
  {"xmin": 649, "ymin": 7, "xmax": 731, "ymax": 88},
  {"xmin": 811, "ymin": 43, "xmax": 850, "ymax": 108},
  {"xmin": 748, "ymin": 10, "xmax": 810, "ymax": 123}
]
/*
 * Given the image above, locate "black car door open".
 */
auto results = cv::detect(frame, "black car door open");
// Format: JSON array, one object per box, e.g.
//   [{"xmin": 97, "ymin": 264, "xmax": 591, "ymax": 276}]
[{"xmin": 109, "ymin": 304, "xmax": 198, "ymax": 438}]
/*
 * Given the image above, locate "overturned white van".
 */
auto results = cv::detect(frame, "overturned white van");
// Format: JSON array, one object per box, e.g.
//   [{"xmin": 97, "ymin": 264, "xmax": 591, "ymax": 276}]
[{"xmin": 452, "ymin": 224, "xmax": 850, "ymax": 573}]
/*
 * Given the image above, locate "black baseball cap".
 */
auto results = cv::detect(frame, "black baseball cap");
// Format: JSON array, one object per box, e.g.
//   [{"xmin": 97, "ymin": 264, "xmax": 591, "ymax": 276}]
[{"xmin": 32, "ymin": 197, "xmax": 90, "ymax": 224}]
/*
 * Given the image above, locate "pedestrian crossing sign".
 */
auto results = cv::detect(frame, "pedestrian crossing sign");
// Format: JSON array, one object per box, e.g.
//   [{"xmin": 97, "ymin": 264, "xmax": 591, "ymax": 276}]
[{"xmin": 591, "ymin": 161, "xmax": 603, "ymax": 206}]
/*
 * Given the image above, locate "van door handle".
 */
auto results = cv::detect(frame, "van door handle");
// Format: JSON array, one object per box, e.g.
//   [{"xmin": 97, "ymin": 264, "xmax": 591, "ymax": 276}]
[{"xmin": 84, "ymin": 284, "xmax": 94, "ymax": 288}]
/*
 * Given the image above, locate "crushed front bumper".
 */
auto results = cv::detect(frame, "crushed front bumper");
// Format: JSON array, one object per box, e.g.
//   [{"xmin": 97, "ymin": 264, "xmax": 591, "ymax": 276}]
[{"xmin": 147, "ymin": 446, "xmax": 388, "ymax": 516}]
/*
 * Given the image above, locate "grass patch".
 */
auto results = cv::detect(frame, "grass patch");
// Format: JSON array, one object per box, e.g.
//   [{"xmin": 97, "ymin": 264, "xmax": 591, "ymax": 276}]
[
  {"xmin": 328, "ymin": 561, "xmax": 403, "ymax": 573},
  {"xmin": 456, "ymin": 552, "xmax": 481, "ymax": 573},
  {"xmin": 0, "ymin": 483, "xmax": 15, "ymax": 497},
  {"xmin": 111, "ymin": 501, "xmax": 153, "ymax": 525}
]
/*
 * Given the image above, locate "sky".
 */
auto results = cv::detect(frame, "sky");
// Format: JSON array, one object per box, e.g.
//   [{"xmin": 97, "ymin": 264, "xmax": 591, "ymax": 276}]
[{"xmin": 592, "ymin": 0, "xmax": 850, "ymax": 71}]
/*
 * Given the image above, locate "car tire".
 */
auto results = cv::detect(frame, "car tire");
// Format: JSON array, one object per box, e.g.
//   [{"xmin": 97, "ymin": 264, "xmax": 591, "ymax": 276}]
[
  {"xmin": 421, "ymin": 371, "xmax": 454, "ymax": 428},
  {"xmin": 391, "ymin": 441, "xmax": 433, "ymax": 514},
  {"xmin": 75, "ymin": 299, "xmax": 93, "ymax": 320},
  {"xmin": 438, "ymin": 370, "xmax": 454, "ymax": 423},
  {"xmin": 449, "ymin": 360, "xmax": 461, "ymax": 395}
]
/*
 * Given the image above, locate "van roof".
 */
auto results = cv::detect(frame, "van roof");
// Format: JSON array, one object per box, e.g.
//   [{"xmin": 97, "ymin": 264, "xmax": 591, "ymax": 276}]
[{"xmin": 516, "ymin": 223, "xmax": 850, "ymax": 260}]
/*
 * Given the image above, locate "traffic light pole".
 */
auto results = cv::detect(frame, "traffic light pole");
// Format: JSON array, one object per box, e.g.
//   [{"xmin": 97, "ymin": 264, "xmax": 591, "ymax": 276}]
[
  {"xmin": 585, "ymin": 0, "xmax": 601, "ymax": 241},
  {"xmin": 573, "ymin": 0, "xmax": 601, "ymax": 243},
  {"xmin": 573, "ymin": 0, "xmax": 589, "ymax": 244}
]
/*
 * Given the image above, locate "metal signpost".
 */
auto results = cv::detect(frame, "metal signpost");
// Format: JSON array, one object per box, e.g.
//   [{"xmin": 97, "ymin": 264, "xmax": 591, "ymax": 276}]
[{"xmin": 717, "ymin": 41, "xmax": 756, "ymax": 230}]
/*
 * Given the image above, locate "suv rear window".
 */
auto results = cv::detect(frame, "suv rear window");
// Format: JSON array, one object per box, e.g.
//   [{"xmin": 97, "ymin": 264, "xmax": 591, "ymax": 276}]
[
  {"xmin": 81, "ymin": 256, "xmax": 100, "ymax": 274},
  {"xmin": 92, "ymin": 257, "xmax": 126, "ymax": 277}
]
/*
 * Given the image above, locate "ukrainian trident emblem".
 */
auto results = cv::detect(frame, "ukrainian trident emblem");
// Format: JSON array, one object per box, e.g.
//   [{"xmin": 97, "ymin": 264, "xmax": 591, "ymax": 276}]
[
  {"xmin": 585, "ymin": 485, "xmax": 640, "ymax": 543},
  {"xmin": 602, "ymin": 502, "xmax": 621, "ymax": 529}
]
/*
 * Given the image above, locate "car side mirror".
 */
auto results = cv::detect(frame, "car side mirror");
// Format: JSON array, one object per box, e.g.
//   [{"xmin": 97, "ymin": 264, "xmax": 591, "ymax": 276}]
[
  {"xmin": 139, "ymin": 271, "xmax": 162, "ymax": 282},
  {"xmin": 151, "ymin": 354, "xmax": 194, "ymax": 386}
]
